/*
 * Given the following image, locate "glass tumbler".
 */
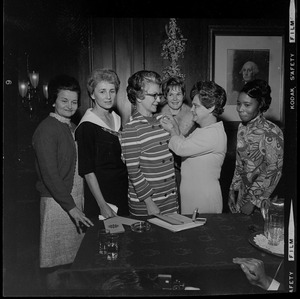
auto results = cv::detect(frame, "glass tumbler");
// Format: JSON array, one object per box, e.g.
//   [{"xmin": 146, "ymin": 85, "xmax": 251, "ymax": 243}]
[
  {"xmin": 106, "ymin": 234, "xmax": 119, "ymax": 261},
  {"xmin": 98, "ymin": 229, "xmax": 110, "ymax": 255},
  {"xmin": 267, "ymin": 214, "xmax": 284, "ymax": 246}
]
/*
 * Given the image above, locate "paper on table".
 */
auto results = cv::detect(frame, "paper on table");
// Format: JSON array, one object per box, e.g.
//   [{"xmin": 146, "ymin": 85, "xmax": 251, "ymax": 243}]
[
  {"xmin": 103, "ymin": 216, "xmax": 143, "ymax": 233},
  {"xmin": 104, "ymin": 217, "xmax": 125, "ymax": 233},
  {"xmin": 148, "ymin": 213, "xmax": 206, "ymax": 232},
  {"xmin": 98, "ymin": 203, "xmax": 118, "ymax": 220},
  {"xmin": 114, "ymin": 216, "xmax": 142, "ymax": 226}
]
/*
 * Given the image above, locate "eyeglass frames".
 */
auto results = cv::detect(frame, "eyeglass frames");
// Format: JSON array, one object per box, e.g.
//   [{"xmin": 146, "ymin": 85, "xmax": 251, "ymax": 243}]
[{"xmin": 144, "ymin": 93, "xmax": 163, "ymax": 100}]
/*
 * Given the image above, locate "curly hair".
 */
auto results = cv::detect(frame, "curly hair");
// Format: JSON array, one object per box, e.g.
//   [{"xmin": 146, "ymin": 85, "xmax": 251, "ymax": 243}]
[
  {"xmin": 190, "ymin": 81, "xmax": 227, "ymax": 116},
  {"xmin": 48, "ymin": 74, "xmax": 81, "ymax": 106},
  {"xmin": 240, "ymin": 79, "xmax": 272, "ymax": 113},
  {"xmin": 86, "ymin": 69, "xmax": 120, "ymax": 102},
  {"xmin": 126, "ymin": 70, "xmax": 161, "ymax": 104}
]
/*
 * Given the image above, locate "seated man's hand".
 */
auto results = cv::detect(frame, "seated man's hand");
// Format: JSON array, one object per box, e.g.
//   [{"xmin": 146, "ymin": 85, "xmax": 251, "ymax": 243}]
[{"xmin": 233, "ymin": 257, "xmax": 273, "ymax": 290}]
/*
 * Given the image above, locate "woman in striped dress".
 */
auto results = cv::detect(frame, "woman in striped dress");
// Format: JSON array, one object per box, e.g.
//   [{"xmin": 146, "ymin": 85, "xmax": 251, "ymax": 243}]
[{"xmin": 120, "ymin": 70, "xmax": 179, "ymax": 217}]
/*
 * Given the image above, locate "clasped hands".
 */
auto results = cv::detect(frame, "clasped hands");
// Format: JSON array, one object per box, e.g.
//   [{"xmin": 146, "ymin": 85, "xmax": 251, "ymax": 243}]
[{"xmin": 228, "ymin": 189, "xmax": 255, "ymax": 215}]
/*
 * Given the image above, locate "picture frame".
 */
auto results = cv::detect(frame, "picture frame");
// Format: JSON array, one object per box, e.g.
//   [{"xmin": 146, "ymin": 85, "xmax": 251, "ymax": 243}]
[{"xmin": 209, "ymin": 26, "xmax": 285, "ymax": 123}]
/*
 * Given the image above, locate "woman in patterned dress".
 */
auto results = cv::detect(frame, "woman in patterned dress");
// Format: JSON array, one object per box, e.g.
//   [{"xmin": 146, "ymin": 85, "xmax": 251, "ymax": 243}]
[
  {"xmin": 228, "ymin": 79, "xmax": 284, "ymax": 215},
  {"xmin": 75, "ymin": 69, "xmax": 129, "ymax": 219},
  {"xmin": 120, "ymin": 70, "xmax": 179, "ymax": 217},
  {"xmin": 32, "ymin": 75, "xmax": 93, "ymax": 288}
]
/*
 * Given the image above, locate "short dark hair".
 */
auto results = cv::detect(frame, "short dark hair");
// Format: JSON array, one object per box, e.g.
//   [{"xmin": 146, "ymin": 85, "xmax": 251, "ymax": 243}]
[
  {"xmin": 48, "ymin": 74, "xmax": 81, "ymax": 106},
  {"xmin": 162, "ymin": 76, "xmax": 186, "ymax": 97},
  {"xmin": 126, "ymin": 70, "xmax": 161, "ymax": 104},
  {"xmin": 161, "ymin": 76, "xmax": 186, "ymax": 106},
  {"xmin": 190, "ymin": 81, "xmax": 227, "ymax": 116},
  {"xmin": 240, "ymin": 79, "xmax": 272, "ymax": 113}
]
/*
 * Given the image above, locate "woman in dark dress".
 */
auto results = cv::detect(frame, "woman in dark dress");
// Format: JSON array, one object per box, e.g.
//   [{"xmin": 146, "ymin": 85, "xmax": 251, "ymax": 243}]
[{"xmin": 75, "ymin": 69, "xmax": 129, "ymax": 218}]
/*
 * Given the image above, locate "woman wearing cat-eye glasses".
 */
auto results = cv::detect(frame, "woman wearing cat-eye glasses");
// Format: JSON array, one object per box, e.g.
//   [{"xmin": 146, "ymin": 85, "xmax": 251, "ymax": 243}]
[{"xmin": 120, "ymin": 70, "xmax": 179, "ymax": 217}]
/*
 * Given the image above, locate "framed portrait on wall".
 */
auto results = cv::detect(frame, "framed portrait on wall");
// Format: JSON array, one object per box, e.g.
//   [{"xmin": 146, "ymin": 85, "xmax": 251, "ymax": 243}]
[{"xmin": 209, "ymin": 26, "xmax": 285, "ymax": 124}]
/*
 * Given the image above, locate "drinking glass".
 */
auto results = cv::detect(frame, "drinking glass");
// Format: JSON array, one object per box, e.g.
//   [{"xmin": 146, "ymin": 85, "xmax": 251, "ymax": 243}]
[
  {"xmin": 267, "ymin": 214, "xmax": 284, "ymax": 246},
  {"xmin": 98, "ymin": 229, "xmax": 110, "ymax": 255},
  {"xmin": 106, "ymin": 234, "xmax": 119, "ymax": 261}
]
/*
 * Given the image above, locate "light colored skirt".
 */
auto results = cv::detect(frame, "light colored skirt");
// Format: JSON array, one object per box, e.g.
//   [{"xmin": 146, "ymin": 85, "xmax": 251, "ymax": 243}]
[{"xmin": 39, "ymin": 194, "xmax": 85, "ymax": 268}]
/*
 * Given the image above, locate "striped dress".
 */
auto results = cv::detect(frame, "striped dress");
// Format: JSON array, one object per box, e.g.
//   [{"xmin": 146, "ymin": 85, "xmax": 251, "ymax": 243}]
[{"xmin": 120, "ymin": 110, "xmax": 179, "ymax": 216}]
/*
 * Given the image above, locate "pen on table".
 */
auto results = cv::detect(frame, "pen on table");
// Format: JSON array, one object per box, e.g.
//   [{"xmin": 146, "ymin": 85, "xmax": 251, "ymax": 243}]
[{"xmin": 192, "ymin": 208, "xmax": 198, "ymax": 221}]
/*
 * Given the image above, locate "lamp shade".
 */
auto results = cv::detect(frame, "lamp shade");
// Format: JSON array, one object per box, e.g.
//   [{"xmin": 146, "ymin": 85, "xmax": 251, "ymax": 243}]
[
  {"xmin": 29, "ymin": 71, "xmax": 39, "ymax": 88},
  {"xmin": 43, "ymin": 84, "xmax": 48, "ymax": 99},
  {"xmin": 18, "ymin": 81, "xmax": 28, "ymax": 98}
]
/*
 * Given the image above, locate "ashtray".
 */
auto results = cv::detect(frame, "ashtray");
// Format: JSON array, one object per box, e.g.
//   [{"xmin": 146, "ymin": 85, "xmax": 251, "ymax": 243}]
[{"xmin": 131, "ymin": 221, "xmax": 151, "ymax": 233}]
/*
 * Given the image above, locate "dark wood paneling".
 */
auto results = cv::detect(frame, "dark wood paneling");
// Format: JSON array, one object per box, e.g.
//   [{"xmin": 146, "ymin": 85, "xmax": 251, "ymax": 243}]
[
  {"xmin": 177, "ymin": 18, "xmax": 210, "ymax": 100},
  {"xmin": 132, "ymin": 19, "xmax": 145, "ymax": 73},
  {"xmin": 143, "ymin": 18, "xmax": 169, "ymax": 73},
  {"xmin": 91, "ymin": 18, "xmax": 114, "ymax": 69},
  {"xmin": 114, "ymin": 18, "xmax": 134, "ymax": 125},
  {"xmin": 3, "ymin": 19, "xmax": 18, "ymax": 290}
]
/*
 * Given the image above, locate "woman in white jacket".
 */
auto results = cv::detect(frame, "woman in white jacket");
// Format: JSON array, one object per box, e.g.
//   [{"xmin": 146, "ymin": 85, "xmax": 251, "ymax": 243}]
[{"xmin": 160, "ymin": 81, "xmax": 227, "ymax": 214}]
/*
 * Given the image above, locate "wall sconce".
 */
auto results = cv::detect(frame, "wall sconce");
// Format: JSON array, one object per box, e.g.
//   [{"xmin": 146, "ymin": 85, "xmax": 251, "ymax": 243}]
[{"xmin": 18, "ymin": 71, "xmax": 49, "ymax": 120}]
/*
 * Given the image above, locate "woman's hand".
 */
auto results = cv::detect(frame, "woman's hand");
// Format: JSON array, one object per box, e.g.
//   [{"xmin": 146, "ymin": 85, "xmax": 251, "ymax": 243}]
[
  {"xmin": 160, "ymin": 115, "xmax": 180, "ymax": 136},
  {"xmin": 99, "ymin": 203, "xmax": 118, "ymax": 219},
  {"xmin": 233, "ymin": 257, "xmax": 273, "ymax": 290},
  {"xmin": 84, "ymin": 172, "xmax": 117, "ymax": 219},
  {"xmin": 144, "ymin": 197, "xmax": 160, "ymax": 215},
  {"xmin": 69, "ymin": 206, "xmax": 94, "ymax": 229},
  {"xmin": 240, "ymin": 201, "xmax": 255, "ymax": 215},
  {"xmin": 228, "ymin": 189, "xmax": 237, "ymax": 213}
]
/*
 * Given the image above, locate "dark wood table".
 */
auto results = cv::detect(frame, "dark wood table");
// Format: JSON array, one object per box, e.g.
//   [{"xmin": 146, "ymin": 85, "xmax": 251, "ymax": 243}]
[{"xmin": 59, "ymin": 212, "xmax": 284, "ymax": 296}]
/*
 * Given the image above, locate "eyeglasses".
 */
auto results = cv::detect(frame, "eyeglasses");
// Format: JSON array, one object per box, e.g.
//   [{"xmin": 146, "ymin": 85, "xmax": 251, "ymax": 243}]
[{"xmin": 144, "ymin": 93, "xmax": 163, "ymax": 100}]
